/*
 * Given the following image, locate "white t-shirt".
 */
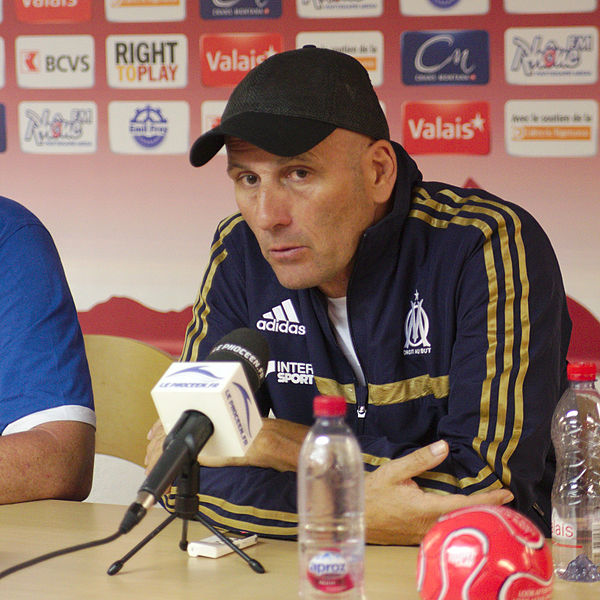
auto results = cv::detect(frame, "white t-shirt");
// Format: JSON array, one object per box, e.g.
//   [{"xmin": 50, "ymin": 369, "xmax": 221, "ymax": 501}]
[{"xmin": 327, "ymin": 296, "xmax": 366, "ymax": 386}]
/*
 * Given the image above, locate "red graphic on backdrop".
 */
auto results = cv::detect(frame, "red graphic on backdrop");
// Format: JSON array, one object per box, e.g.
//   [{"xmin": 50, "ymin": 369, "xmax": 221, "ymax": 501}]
[
  {"xmin": 78, "ymin": 297, "xmax": 191, "ymax": 357},
  {"xmin": 15, "ymin": 0, "xmax": 92, "ymax": 23},
  {"xmin": 402, "ymin": 101, "xmax": 490, "ymax": 155},
  {"xmin": 200, "ymin": 33, "xmax": 282, "ymax": 87},
  {"xmin": 19, "ymin": 50, "xmax": 40, "ymax": 73}
]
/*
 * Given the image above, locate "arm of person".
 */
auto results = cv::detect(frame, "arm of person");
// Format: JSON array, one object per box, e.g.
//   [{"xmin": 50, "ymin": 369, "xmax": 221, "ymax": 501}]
[
  {"xmin": 349, "ymin": 194, "xmax": 571, "ymax": 536},
  {"xmin": 0, "ymin": 210, "xmax": 96, "ymax": 503},
  {"xmin": 146, "ymin": 421, "xmax": 512, "ymax": 544},
  {"xmin": 0, "ymin": 421, "xmax": 95, "ymax": 503}
]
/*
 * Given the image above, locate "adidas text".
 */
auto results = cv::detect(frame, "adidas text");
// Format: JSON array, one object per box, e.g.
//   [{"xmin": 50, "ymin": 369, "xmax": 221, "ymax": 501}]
[{"xmin": 256, "ymin": 320, "xmax": 306, "ymax": 335}]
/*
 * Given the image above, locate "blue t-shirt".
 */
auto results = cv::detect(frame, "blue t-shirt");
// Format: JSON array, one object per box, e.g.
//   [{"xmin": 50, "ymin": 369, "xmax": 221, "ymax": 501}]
[{"xmin": 0, "ymin": 196, "xmax": 95, "ymax": 434}]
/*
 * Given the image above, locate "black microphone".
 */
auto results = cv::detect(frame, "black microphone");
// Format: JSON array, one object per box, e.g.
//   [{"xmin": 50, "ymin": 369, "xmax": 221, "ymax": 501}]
[{"xmin": 119, "ymin": 328, "xmax": 269, "ymax": 534}]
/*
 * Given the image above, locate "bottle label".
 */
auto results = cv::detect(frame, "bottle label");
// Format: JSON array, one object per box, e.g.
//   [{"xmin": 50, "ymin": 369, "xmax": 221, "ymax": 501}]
[
  {"xmin": 552, "ymin": 509, "xmax": 578, "ymax": 549},
  {"xmin": 593, "ymin": 520, "xmax": 600, "ymax": 559},
  {"xmin": 307, "ymin": 549, "xmax": 354, "ymax": 593}
]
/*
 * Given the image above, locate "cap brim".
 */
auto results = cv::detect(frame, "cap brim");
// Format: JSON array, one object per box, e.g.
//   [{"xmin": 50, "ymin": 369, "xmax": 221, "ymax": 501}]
[
  {"xmin": 189, "ymin": 128, "xmax": 226, "ymax": 167},
  {"xmin": 190, "ymin": 112, "xmax": 336, "ymax": 167}
]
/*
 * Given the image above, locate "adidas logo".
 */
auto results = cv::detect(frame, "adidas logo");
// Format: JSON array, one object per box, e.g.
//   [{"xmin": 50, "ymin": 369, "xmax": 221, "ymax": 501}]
[{"xmin": 256, "ymin": 299, "xmax": 306, "ymax": 336}]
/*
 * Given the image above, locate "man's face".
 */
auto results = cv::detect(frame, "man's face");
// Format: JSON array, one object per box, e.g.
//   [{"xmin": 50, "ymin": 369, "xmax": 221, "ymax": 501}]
[{"xmin": 226, "ymin": 129, "xmax": 386, "ymax": 298}]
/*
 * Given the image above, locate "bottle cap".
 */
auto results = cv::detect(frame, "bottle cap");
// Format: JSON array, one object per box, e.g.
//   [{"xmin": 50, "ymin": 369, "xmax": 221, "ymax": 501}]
[
  {"xmin": 567, "ymin": 362, "xmax": 597, "ymax": 381},
  {"xmin": 313, "ymin": 395, "xmax": 346, "ymax": 417}
]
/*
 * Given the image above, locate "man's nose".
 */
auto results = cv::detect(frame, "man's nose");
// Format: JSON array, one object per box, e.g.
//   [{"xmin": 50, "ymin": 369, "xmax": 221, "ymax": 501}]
[{"xmin": 255, "ymin": 183, "xmax": 292, "ymax": 230}]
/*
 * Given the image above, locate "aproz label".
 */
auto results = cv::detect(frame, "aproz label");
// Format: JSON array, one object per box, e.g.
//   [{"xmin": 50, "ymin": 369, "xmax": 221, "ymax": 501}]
[{"xmin": 307, "ymin": 550, "xmax": 354, "ymax": 593}]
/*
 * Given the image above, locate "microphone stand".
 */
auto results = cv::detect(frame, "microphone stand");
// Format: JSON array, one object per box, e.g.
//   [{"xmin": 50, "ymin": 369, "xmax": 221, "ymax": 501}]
[{"xmin": 107, "ymin": 458, "xmax": 266, "ymax": 575}]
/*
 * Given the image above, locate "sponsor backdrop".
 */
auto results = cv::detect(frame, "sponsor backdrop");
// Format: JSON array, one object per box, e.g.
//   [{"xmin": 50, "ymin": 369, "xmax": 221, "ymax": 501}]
[{"xmin": 0, "ymin": 0, "xmax": 598, "ymax": 358}]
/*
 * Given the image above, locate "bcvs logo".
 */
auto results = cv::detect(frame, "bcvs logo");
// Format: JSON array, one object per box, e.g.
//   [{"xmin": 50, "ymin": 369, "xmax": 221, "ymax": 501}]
[
  {"xmin": 200, "ymin": 33, "xmax": 282, "ymax": 86},
  {"xmin": 44, "ymin": 55, "xmax": 89, "ymax": 72},
  {"xmin": 16, "ymin": 35, "xmax": 94, "ymax": 88},
  {"xmin": 16, "ymin": 0, "xmax": 91, "ymax": 23},
  {"xmin": 402, "ymin": 101, "xmax": 490, "ymax": 155}
]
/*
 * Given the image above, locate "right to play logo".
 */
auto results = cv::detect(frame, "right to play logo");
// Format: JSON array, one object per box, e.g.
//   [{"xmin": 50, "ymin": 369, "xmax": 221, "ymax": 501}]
[{"xmin": 402, "ymin": 101, "xmax": 490, "ymax": 154}]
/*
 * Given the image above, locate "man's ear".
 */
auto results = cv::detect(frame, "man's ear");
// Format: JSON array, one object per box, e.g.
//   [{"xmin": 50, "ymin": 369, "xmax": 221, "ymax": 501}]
[{"xmin": 364, "ymin": 139, "xmax": 397, "ymax": 206}]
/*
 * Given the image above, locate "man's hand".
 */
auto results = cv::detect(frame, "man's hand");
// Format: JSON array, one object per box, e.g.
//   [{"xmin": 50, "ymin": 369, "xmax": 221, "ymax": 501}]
[
  {"xmin": 195, "ymin": 417, "xmax": 309, "ymax": 471},
  {"xmin": 145, "ymin": 417, "xmax": 309, "ymax": 474},
  {"xmin": 365, "ymin": 440, "xmax": 514, "ymax": 545},
  {"xmin": 145, "ymin": 421, "xmax": 514, "ymax": 547}
]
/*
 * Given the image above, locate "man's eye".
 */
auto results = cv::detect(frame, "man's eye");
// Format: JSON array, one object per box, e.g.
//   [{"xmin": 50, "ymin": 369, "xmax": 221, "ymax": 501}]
[
  {"xmin": 241, "ymin": 174, "xmax": 258, "ymax": 185},
  {"xmin": 291, "ymin": 169, "xmax": 308, "ymax": 180}
]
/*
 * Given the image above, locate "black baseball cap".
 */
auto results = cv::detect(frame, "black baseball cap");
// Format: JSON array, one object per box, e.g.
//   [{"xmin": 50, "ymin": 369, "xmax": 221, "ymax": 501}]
[{"xmin": 189, "ymin": 46, "xmax": 389, "ymax": 167}]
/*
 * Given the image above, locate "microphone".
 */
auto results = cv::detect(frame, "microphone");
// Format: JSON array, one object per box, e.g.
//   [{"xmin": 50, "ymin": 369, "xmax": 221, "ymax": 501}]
[{"xmin": 119, "ymin": 328, "xmax": 269, "ymax": 534}]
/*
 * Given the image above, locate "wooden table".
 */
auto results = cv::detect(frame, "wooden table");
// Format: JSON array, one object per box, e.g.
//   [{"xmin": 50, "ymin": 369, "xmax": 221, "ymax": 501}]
[{"xmin": 0, "ymin": 501, "xmax": 598, "ymax": 599}]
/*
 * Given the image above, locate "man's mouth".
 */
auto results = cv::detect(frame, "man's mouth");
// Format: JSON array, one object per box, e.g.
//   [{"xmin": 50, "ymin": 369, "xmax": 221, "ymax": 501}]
[{"xmin": 268, "ymin": 245, "xmax": 306, "ymax": 261}]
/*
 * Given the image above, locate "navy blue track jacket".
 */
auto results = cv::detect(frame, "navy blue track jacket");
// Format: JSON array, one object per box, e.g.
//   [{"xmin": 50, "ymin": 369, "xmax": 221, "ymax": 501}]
[{"xmin": 169, "ymin": 143, "xmax": 571, "ymax": 538}]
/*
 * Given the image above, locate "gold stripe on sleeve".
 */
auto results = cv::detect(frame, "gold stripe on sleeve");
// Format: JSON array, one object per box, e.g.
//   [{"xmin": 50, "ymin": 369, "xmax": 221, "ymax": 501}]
[
  {"xmin": 198, "ymin": 505, "xmax": 298, "ymax": 537},
  {"xmin": 182, "ymin": 248, "xmax": 228, "ymax": 360},
  {"xmin": 314, "ymin": 375, "xmax": 450, "ymax": 406},
  {"xmin": 198, "ymin": 493, "xmax": 298, "ymax": 523},
  {"xmin": 417, "ymin": 464, "xmax": 495, "ymax": 488},
  {"xmin": 411, "ymin": 187, "xmax": 529, "ymax": 489},
  {"xmin": 182, "ymin": 214, "xmax": 244, "ymax": 360}
]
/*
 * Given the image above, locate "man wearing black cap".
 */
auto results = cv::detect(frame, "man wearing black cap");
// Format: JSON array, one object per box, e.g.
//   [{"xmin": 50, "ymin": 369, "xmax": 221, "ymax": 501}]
[{"xmin": 146, "ymin": 47, "xmax": 570, "ymax": 544}]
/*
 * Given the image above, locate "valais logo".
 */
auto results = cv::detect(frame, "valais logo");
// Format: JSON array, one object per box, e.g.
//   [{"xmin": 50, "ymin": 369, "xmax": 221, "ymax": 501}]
[
  {"xmin": 16, "ymin": 0, "xmax": 92, "ymax": 23},
  {"xmin": 200, "ymin": 33, "xmax": 282, "ymax": 86},
  {"xmin": 402, "ymin": 101, "xmax": 490, "ymax": 154}
]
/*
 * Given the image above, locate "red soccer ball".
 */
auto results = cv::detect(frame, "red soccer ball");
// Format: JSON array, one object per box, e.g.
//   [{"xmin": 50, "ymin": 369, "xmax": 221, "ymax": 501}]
[{"xmin": 416, "ymin": 505, "xmax": 553, "ymax": 600}]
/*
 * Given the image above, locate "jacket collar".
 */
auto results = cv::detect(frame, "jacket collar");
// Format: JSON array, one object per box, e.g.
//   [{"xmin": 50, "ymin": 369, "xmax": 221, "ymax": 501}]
[{"xmin": 349, "ymin": 142, "xmax": 422, "ymax": 279}]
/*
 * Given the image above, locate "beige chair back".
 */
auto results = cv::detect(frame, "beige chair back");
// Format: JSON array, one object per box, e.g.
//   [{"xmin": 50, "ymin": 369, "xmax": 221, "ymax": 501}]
[{"xmin": 84, "ymin": 334, "xmax": 173, "ymax": 467}]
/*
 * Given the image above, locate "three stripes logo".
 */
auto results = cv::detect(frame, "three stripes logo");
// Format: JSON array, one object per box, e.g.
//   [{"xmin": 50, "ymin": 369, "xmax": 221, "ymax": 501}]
[{"xmin": 256, "ymin": 299, "xmax": 306, "ymax": 335}]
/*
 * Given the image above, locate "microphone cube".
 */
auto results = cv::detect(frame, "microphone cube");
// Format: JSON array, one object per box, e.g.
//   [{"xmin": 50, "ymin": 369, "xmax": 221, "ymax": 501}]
[{"xmin": 151, "ymin": 361, "xmax": 263, "ymax": 457}]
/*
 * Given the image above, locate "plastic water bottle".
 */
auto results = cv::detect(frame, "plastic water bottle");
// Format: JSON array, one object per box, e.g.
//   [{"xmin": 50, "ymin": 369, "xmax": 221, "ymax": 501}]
[
  {"xmin": 297, "ymin": 395, "xmax": 365, "ymax": 599},
  {"xmin": 551, "ymin": 362, "xmax": 600, "ymax": 581}
]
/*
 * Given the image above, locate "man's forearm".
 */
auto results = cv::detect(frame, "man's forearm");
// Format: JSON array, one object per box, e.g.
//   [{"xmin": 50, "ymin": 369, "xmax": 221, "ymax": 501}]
[
  {"xmin": 194, "ymin": 418, "xmax": 310, "ymax": 472},
  {"xmin": 244, "ymin": 418, "xmax": 309, "ymax": 471},
  {"xmin": 0, "ymin": 421, "xmax": 95, "ymax": 504}
]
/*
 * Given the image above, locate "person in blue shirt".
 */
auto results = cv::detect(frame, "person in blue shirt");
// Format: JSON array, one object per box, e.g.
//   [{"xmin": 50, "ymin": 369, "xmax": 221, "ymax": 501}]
[{"xmin": 0, "ymin": 196, "xmax": 95, "ymax": 503}]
